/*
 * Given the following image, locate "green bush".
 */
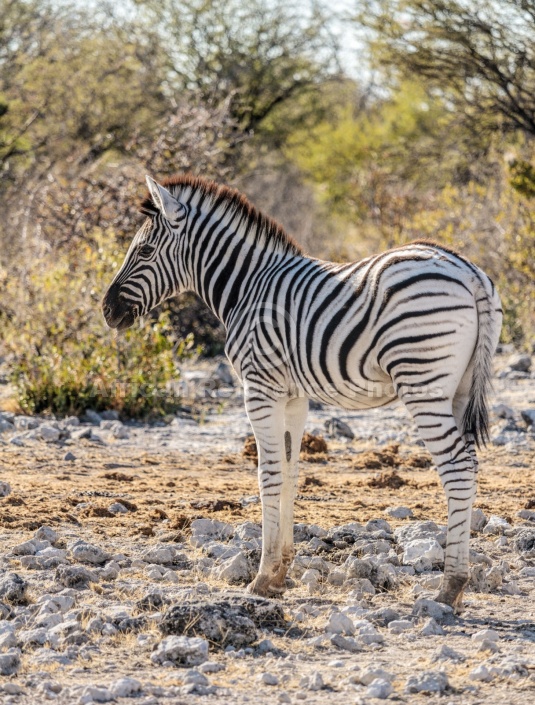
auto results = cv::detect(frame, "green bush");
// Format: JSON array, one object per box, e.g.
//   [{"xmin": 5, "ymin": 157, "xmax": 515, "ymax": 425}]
[{"xmin": 0, "ymin": 231, "xmax": 193, "ymax": 417}]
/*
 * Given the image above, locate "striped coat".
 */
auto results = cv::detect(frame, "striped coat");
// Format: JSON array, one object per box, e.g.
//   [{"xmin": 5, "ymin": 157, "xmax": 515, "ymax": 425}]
[{"xmin": 103, "ymin": 174, "xmax": 502, "ymax": 610}]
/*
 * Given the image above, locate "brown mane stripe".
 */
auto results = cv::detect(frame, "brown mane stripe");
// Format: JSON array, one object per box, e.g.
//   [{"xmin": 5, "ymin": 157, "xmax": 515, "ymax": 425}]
[{"xmin": 139, "ymin": 173, "xmax": 303, "ymax": 255}]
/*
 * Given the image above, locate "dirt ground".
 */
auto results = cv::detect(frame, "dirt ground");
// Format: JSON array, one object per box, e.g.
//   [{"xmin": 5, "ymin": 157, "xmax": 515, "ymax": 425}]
[{"xmin": 0, "ymin": 437, "xmax": 533, "ymax": 539}]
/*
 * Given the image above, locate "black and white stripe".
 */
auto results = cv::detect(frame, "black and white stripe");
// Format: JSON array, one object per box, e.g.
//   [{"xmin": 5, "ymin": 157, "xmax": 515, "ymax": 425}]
[{"xmin": 103, "ymin": 174, "xmax": 503, "ymax": 610}]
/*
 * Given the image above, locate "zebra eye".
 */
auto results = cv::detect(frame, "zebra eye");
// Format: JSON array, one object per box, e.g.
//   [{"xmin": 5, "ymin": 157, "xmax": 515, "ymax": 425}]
[{"xmin": 139, "ymin": 244, "xmax": 155, "ymax": 258}]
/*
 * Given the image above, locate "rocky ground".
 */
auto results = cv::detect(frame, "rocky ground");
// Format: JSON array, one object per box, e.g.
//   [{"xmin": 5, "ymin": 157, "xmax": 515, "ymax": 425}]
[{"xmin": 0, "ymin": 352, "xmax": 534, "ymax": 704}]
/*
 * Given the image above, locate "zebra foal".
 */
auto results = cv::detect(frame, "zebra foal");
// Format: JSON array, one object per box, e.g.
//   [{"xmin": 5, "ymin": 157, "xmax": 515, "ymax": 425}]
[{"xmin": 102, "ymin": 174, "xmax": 502, "ymax": 611}]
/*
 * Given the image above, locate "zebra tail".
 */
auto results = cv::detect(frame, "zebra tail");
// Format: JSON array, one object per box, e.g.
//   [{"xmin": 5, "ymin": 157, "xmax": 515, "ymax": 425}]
[{"xmin": 462, "ymin": 277, "xmax": 501, "ymax": 448}]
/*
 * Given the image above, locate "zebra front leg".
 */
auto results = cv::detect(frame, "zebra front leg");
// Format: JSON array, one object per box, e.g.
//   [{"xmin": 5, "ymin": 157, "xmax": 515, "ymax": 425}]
[
  {"xmin": 245, "ymin": 393, "xmax": 287, "ymax": 597},
  {"xmin": 269, "ymin": 396, "xmax": 308, "ymax": 591}
]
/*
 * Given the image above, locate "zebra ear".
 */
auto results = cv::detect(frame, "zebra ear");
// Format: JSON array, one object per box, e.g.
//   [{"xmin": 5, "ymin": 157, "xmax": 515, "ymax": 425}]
[{"xmin": 145, "ymin": 176, "xmax": 185, "ymax": 223}]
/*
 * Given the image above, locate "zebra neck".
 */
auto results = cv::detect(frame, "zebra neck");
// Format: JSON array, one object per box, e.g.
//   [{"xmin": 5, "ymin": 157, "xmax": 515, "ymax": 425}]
[{"xmin": 189, "ymin": 227, "xmax": 304, "ymax": 329}]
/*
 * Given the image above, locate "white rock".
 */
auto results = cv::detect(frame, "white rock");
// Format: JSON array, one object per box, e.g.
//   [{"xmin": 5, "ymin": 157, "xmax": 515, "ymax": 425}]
[
  {"xmin": 412, "ymin": 598, "xmax": 454, "ymax": 624},
  {"xmin": 100, "ymin": 561, "xmax": 120, "ymax": 581},
  {"xmin": 483, "ymin": 515, "xmax": 512, "ymax": 535},
  {"xmin": 492, "ymin": 403, "xmax": 516, "ymax": 420},
  {"xmin": 0, "ymin": 631, "xmax": 18, "ymax": 649},
  {"xmin": 12, "ymin": 539, "xmax": 41, "ymax": 556},
  {"xmin": 14, "ymin": 416, "xmax": 38, "ymax": 430},
  {"xmin": 259, "ymin": 672, "xmax": 279, "ymax": 686},
  {"xmin": 71, "ymin": 542, "xmax": 111, "ymax": 565},
  {"xmin": 360, "ymin": 667, "xmax": 394, "ymax": 686},
  {"xmin": 325, "ymin": 611, "xmax": 355, "ymax": 636},
  {"xmin": 86, "ymin": 617, "xmax": 104, "ymax": 633},
  {"xmin": 420, "ymin": 618, "xmax": 444, "ymax": 636},
  {"xmin": 385, "ymin": 506, "xmax": 413, "ymax": 519},
  {"xmin": 35, "ymin": 612, "xmax": 62, "ymax": 630},
  {"xmin": 330, "ymin": 634, "xmax": 362, "ymax": 653},
  {"xmin": 469, "ymin": 664, "xmax": 494, "ymax": 681},
  {"xmin": 471, "ymin": 508, "xmax": 487, "ymax": 532},
  {"xmin": 79, "ymin": 685, "xmax": 114, "ymax": 703},
  {"xmin": 141, "ymin": 545, "xmax": 176, "ymax": 565},
  {"xmin": 34, "ymin": 526, "xmax": 58, "ymax": 544},
  {"xmin": 432, "ymin": 645, "xmax": 465, "ymax": 662},
  {"xmin": 353, "ymin": 620, "xmax": 384, "ymax": 645},
  {"xmin": 212, "ymin": 552, "xmax": 250, "ymax": 584},
  {"xmin": 0, "ymin": 419, "xmax": 14, "ymax": 433},
  {"xmin": 109, "ymin": 422, "xmax": 129, "ymax": 439},
  {"xmin": 395, "ymin": 521, "xmax": 446, "ymax": 548},
  {"xmin": 234, "ymin": 522, "xmax": 262, "ymax": 541},
  {"xmin": 0, "ymin": 650, "xmax": 21, "ymax": 675},
  {"xmin": 405, "ymin": 670, "xmax": 449, "ymax": 694},
  {"xmin": 71, "ymin": 428, "xmax": 92, "ymax": 440},
  {"xmin": 151, "ymin": 636, "xmax": 209, "ymax": 666},
  {"xmin": 521, "ymin": 409, "xmax": 535, "ymax": 426},
  {"xmin": 507, "ymin": 353, "xmax": 531, "ymax": 372},
  {"xmin": 190, "ymin": 518, "xmax": 233, "ymax": 547},
  {"xmin": 38, "ymin": 594, "xmax": 74, "ymax": 613},
  {"xmin": 366, "ymin": 678, "xmax": 393, "ymax": 699},
  {"xmin": 486, "ymin": 566, "xmax": 503, "ymax": 590},
  {"xmin": 517, "ymin": 509, "xmax": 535, "ymax": 521},
  {"xmin": 419, "ymin": 573, "xmax": 442, "ymax": 590},
  {"xmin": 402, "ymin": 538, "xmax": 444, "ymax": 566},
  {"xmin": 2, "ymin": 683, "xmax": 25, "ymax": 694},
  {"xmin": 327, "ymin": 569, "xmax": 346, "ymax": 586},
  {"xmin": 477, "ymin": 639, "xmax": 500, "ymax": 654},
  {"xmin": 199, "ymin": 661, "xmax": 225, "ymax": 674},
  {"xmin": 108, "ymin": 502, "xmax": 128, "ymax": 514},
  {"xmin": 299, "ymin": 672, "xmax": 324, "ymax": 691},
  {"xmin": 38, "ymin": 424, "xmax": 60, "ymax": 442},
  {"xmin": 472, "ymin": 629, "xmax": 500, "ymax": 642},
  {"xmin": 183, "ymin": 669, "xmax": 209, "ymax": 686},
  {"xmin": 0, "ymin": 481, "xmax": 11, "ymax": 497},
  {"xmin": 502, "ymin": 580, "xmax": 521, "ymax": 595},
  {"xmin": 19, "ymin": 628, "xmax": 49, "ymax": 646},
  {"xmin": 388, "ymin": 619, "xmax": 413, "ymax": 634},
  {"xmin": 110, "ymin": 678, "xmax": 142, "ymax": 698},
  {"xmin": 301, "ymin": 569, "xmax": 321, "ymax": 589}
]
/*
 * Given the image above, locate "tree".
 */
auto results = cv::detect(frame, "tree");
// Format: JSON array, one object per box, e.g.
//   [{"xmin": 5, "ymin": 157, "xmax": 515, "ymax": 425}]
[
  {"xmin": 359, "ymin": 0, "xmax": 535, "ymax": 138},
  {"xmin": 0, "ymin": 2, "xmax": 169, "ymax": 180},
  {"xmin": 135, "ymin": 0, "xmax": 340, "ymax": 140}
]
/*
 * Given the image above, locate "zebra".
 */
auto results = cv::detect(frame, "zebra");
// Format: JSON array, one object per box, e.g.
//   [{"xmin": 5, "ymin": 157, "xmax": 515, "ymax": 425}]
[{"xmin": 102, "ymin": 173, "xmax": 502, "ymax": 611}]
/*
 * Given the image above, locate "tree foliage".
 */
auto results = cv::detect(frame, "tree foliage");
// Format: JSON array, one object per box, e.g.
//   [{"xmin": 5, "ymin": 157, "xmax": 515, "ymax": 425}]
[
  {"xmin": 135, "ymin": 0, "xmax": 339, "ymax": 138},
  {"xmin": 359, "ymin": 0, "xmax": 535, "ymax": 137}
]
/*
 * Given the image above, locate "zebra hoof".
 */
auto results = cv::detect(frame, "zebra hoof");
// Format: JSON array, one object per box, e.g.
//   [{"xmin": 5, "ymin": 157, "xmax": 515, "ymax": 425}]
[
  {"xmin": 246, "ymin": 575, "xmax": 286, "ymax": 598},
  {"xmin": 435, "ymin": 575, "xmax": 468, "ymax": 614}
]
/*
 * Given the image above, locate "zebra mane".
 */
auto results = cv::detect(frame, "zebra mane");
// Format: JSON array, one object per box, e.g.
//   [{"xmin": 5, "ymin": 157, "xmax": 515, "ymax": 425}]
[{"xmin": 139, "ymin": 173, "xmax": 303, "ymax": 256}]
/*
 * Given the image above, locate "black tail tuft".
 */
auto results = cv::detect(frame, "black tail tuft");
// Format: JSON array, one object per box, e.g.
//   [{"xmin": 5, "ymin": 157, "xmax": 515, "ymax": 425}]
[{"xmin": 462, "ymin": 392, "xmax": 490, "ymax": 449}]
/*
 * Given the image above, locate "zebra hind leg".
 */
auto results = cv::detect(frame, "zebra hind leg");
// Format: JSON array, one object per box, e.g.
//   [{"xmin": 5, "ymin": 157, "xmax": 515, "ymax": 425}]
[
  {"xmin": 268, "ymin": 396, "xmax": 308, "ymax": 591},
  {"xmin": 401, "ymin": 395, "xmax": 477, "ymax": 613}
]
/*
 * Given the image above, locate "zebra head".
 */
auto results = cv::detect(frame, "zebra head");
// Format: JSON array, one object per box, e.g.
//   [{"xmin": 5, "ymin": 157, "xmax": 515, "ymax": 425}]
[{"xmin": 102, "ymin": 176, "xmax": 188, "ymax": 330}]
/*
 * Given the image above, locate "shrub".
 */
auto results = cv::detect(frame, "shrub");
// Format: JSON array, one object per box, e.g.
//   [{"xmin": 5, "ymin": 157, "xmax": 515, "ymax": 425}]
[{"xmin": 0, "ymin": 231, "xmax": 193, "ymax": 417}]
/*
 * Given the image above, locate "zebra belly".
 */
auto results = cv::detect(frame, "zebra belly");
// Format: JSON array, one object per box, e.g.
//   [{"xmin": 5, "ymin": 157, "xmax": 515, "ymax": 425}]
[{"xmin": 291, "ymin": 365, "xmax": 396, "ymax": 410}]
